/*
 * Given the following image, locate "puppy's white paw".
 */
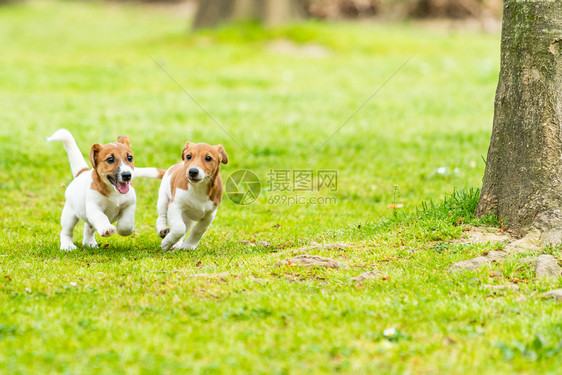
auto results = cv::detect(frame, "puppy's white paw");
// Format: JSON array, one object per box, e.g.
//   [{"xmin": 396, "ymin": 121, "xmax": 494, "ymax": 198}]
[
  {"xmin": 60, "ymin": 242, "xmax": 77, "ymax": 251},
  {"xmin": 83, "ymin": 240, "xmax": 98, "ymax": 248},
  {"xmin": 98, "ymin": 225, "xmax": 116, "ymax": 237},
  {"xmin": 175, "ymin": 242, "xmax": 198, "ymax": 251}
]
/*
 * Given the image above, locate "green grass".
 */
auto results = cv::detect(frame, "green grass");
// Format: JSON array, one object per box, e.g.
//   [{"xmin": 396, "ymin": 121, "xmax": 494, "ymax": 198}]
[{"xmin": 1, "ymin": 1, "xmax": 561, "ymax": 374}]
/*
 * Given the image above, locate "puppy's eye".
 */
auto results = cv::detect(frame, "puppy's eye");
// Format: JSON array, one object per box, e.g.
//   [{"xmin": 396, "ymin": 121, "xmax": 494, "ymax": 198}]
[
  {"xmin": 186, "ymin": 155, "xmax": 192, "ymax": 160},
  {"xmin": 205, "ymin": 156, "xmax": 212, "ymax": 162},
  {"xmin": 127, "ymin": 155, "xmax": 133, "ymax": 162},
  {"xmin": 106, "ymin": 156, "xmax": 115, "ymax": 164}
]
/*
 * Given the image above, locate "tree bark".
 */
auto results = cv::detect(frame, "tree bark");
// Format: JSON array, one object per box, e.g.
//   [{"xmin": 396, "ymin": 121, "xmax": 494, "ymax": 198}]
[
  {"xmin": 193, "ymin": 0, "xmax": 304, "ymax": 30},
  {"xmin": 477, "ymin": 0, "xmax": 562, "ymax": 244},
  {"xmin": 192, "ymin": 0, "xmax": 235, "ymax": 30}
]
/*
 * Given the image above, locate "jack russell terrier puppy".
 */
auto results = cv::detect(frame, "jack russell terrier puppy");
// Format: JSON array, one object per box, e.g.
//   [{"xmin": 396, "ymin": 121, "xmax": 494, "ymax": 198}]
[
  {"xmin": 156, "ymin": 141, "xmax": 228, "ymax": 250},
  {"xmin": 48, "ymin": 129, "xmax": 164, "ymax": 251}
]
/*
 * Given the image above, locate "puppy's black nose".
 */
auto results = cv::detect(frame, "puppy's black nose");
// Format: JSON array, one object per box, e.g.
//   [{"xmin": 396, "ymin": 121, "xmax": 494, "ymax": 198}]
[
  {"xmin": 188, "ymin": 168, "xmax": 199, "ymax": 178},
  {"xmin": 121, "ymin": 171, "xmax": 132, "ymax": 181}
]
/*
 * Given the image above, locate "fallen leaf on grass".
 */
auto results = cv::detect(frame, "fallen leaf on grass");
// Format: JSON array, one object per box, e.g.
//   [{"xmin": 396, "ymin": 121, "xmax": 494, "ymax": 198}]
[
  {"xmin": 387, "ymin": 204, "xmax": 404, "ymax": 209},
  {"xmin": 509, "ymin": 277, "xmax": 527, "ymax": 284},
  {"xmin": 443, "ymin": 337, "xmax": 457, "ymax": 346}
]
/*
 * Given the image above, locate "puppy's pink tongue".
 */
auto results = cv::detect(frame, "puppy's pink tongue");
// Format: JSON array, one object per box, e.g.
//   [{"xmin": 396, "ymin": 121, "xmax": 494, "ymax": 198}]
[{"xmin": 117, "ymin": 182, "xmax": 130, "ymax": 194}]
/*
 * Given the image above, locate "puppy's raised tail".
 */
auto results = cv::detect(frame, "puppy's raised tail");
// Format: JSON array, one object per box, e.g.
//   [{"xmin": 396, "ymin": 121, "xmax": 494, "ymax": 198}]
[
  {"xmin": 47, "ymin": 129, "xmax": 89, "ymax": 178},
  {"xmin": 135, "ymin": 168, "xmax": 166, "ymax": 179}
]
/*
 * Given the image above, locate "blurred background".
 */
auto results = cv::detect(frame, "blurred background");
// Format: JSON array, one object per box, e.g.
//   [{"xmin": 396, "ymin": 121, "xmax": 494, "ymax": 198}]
[
  {"xmin": 1, "ymin": 0, "xmax": 504, "ymax": 28},
  {"xmin": 189, "ymin": 0, "xmax": 502, "ymax": 28}
]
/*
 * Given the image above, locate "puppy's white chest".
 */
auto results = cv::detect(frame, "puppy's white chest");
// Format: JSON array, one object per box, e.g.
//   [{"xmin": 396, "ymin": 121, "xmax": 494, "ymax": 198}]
[
  {"xmin": 176, "ymin": 188, "xmax": 215, "ymax": 221},
  {"xmin": 96, "ymin": 190, "xmax": 136, "ymax": 222}
]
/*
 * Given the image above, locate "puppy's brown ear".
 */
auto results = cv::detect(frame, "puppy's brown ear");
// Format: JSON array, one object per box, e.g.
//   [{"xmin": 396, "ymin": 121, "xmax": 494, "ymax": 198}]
[
  {"xmin": 181, "ymin": 142, "xmax": 192, "ymax": 161},
  {"xmin": 117, "ymin": 136, "xmax": 131, "ymax": 148},
  {"xmin": 90, "ymin": 143, "xmax": 103, "ymax": 168},
  {"xmin": 215, "ymin": 144, "xmax": 228, "ymax": 165}
]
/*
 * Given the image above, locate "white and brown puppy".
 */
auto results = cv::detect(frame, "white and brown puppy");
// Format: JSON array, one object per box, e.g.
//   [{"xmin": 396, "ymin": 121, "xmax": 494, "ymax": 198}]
[
  {"xmin": 156, "ymin": 142, "xmax": 228, "ymax": 250},
  {"xmin": 48, "ymin": 129, "xmax": 164, "ymax": 251}
]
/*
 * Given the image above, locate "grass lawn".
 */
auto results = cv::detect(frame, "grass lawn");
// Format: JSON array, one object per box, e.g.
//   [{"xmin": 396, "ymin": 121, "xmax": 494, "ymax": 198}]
[{"xmin": 1, "ymin": 1, "xmax": 561, "ymax": 373}]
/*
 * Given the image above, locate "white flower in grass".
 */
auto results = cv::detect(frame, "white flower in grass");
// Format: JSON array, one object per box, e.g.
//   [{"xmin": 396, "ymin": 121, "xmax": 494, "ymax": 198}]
[
  {"xmin": 24, "ymin": 288, "xmax": 31, "ymax": 293},
  {"xmin": 383, "ymin": 327, "xmax": 396, "ymax": 337},
  {"xmin": 434, "ymin": 167, "xmax": 449, "ymax": 176},
  {"xmin": 69, "ymin": 282, "xmax": 78, "ymax": 287}
]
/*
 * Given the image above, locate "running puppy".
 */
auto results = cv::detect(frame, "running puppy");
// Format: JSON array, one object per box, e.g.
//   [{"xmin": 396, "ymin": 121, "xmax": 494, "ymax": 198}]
[
  {"xmin": 156, "ymin": 141, "xmax": 228, "ymax": 250},
  {"xmin": 48, "ymin": 129, "xmax": 164, "ymax": 250}
]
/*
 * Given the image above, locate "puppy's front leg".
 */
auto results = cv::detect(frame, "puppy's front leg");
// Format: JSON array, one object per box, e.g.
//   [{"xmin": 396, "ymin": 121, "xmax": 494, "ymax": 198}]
[
  {"xmin": 86, "ymin": 201, "xmax": 116, "ymax": 237},
  {"xmin": 82, "ymin": 223, "xmax": 98, "ymax": 248},
  {"xmin": 161, "ymin": 204, "xmax": 186, "ymax": 250},
  {"xmin": 116, "ymin": 203, "xmax": 135, "ymax": 236},
  {"xmin": 156, "ymin": 187, "xmax": 170, "ymax": 239},
  {"xmin": 177, "ymin": 210, "xmax": 216, "ymax": 250}
]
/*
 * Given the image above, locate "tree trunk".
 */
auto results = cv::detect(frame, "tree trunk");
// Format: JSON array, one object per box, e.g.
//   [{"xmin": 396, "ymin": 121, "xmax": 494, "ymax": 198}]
[
  {"xmin": 192, "ymin": 0, "xmax": 235, "ymax": 30},
  {"xmin": 477, "ymin": 0, "xmax": 562, "ymax": 244},
  {"xmin": 193, "ymin": 0, "xmax": 304, "ymax": 30}
]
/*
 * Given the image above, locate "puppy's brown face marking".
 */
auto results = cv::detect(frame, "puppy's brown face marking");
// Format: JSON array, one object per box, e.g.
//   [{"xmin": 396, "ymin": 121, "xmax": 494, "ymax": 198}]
[
  {"xmin": 181, "ymin": 142, "xmax": 228, "ymax": 183},
  {"xmin": 90, "ymin": 136, "xmax": 134, "ymax": 195}
]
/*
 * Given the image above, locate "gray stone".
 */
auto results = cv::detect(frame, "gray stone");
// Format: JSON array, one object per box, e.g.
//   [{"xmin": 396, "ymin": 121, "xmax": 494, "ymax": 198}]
[
  {"xmin": 351, "ymin": 270, "xmax": 381, "ymax": 282},
  {"xmin": 189, "ymin": 272, "xmax": 229, "ymax": 278},
  {"xmin": 315, "ymin": 243, "xmax": 354, "ymax": 250},
  {"xmin": 535, "ymin": 254, "xmax": 562, "ymax": 279},
  {"xmin": 542, "ymin": 289, "xmax": 562, "ymax": 300},
  {"xmin": 504, "ymin": 229, "xmax": 541, "ymax": 254},
  {"xmin": 450, "ymin": 251, "xmax": 506, "ymax": 272},
  {"xmin": 276, "ymin": 255, "xmax": 348, "ymax": 269},
  {"xmin": 518, "ymin": 256, "xmax": 537, "ymax": 266},
  {"xmin": 456, "ymin": 227, "xmax": 510, "ymax": 245},
  {"xmin": 454, "ymin": 227, "xmax": 542, "ymax": 255},
  {"xmin": 199, "ymin": 265, "xmax": 217, "ymax": 272},
  {"xmin": 482, "ymin": 284, "xmax": 519, "ymax": 291},
  {"xmin": 240, "ymin": 240, "xmax": 270, "ymax": 248}
]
